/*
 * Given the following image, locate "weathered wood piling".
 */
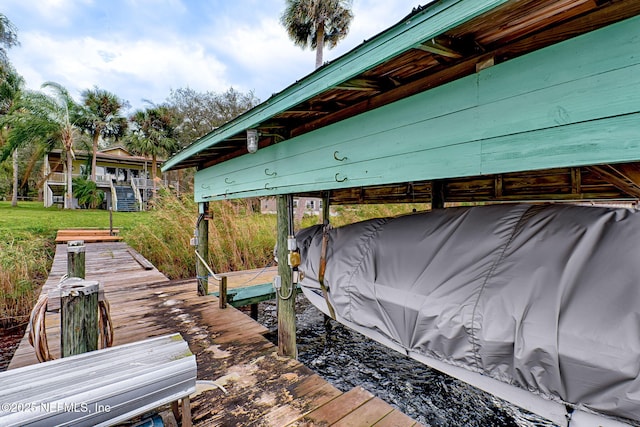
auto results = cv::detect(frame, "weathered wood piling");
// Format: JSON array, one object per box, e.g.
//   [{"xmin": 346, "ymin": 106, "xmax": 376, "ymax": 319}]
[
  {"xmin": 66, "ymin": 240, "xmax": 85, "ymax": 278},
  {"xmin": 60, "ymin": 278, "xmax": 99, "ymax": 357}
]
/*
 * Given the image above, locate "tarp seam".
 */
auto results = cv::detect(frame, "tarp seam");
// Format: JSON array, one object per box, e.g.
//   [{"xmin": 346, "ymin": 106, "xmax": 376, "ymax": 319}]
[
  {"xmin": 344, "ymin": 218, "xmax": 390, "ymax": 322},
  {"xmin": 469, "ymin": 205, "xmax": 541, "ymax": 370}
]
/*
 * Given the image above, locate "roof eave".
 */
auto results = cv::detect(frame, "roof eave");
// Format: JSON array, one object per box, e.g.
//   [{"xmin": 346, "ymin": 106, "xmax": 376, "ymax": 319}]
[{"xmin": 162, "ymin": 0, "xmax": 509, "ymax": 172}]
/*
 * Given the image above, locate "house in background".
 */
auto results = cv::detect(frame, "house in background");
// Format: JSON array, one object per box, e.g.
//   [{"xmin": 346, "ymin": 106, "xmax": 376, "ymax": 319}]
[
  {"xmin": 260, "ymin": 196, "xmax": 325, "ymax": 217},
  {"xmin": 44, "ymin": 146, "xmax": 175, "ymax": 211}
]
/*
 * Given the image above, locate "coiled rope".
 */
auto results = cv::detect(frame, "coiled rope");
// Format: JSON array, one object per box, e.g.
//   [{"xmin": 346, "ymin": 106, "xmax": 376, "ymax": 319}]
[{"xmin": 27, "ymin": 277, "xmax": 114, "ymax": 363}]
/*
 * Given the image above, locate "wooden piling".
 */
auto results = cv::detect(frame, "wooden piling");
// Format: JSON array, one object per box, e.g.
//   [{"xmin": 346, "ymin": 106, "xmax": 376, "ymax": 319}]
[
  {"xmin": 109, "ymin": 208, "xmax": 114, "ymax": 235},
  {"xmin": 276, "ymin": 194, "xmax": 297, "ymax": 358},
  {"xmin": 431, "ymin": 180, "xmax": 445, "ymax": 209},
  {"xmin": 322, "ymin": 192, "xmax": 333, "ymax": 329},
  {"xmin": 67, "ymin": 240, "xmax": 85, "ymax": 279},
  {"xmin": 322, "ymin": 191, "xmax": 331, "ymax": 223},
  {"xmin": 60, "ymin": 278, "xmax": 99, "ymax": 357},
  {"xmin": 197, "ymin": 202, "xmax": 209, "ymax": 296},
  {"xmin": 219, "ymin": 276, "xmax": 227, "ymax": 309}
]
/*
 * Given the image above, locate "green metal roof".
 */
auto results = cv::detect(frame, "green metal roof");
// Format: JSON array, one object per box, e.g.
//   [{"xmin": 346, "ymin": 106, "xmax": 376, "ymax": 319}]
[{"xmin": 162, "ymin": 0, "xmax": 509, "ymax": 172}]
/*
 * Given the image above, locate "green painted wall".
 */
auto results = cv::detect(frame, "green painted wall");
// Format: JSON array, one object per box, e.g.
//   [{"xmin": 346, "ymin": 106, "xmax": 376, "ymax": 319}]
[{"xmin": 195, "ymin": 15, "xmax": 640, "ymax": 202}]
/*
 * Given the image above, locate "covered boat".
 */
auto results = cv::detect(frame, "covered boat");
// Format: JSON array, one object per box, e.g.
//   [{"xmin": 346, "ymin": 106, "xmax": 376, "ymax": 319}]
[{"xmin": 296, "ymin": 203, "xmax": 640, "ymax": 427}]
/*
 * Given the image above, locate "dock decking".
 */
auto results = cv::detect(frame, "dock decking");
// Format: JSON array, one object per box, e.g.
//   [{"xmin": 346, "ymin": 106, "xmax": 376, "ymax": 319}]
[
  {"xmin": 8, "ymin": 242, "xmax": 421, "ymax": 426},
  {"xmin": 55, "ymin": 228, "xmax": 122, "ymax": 243}
]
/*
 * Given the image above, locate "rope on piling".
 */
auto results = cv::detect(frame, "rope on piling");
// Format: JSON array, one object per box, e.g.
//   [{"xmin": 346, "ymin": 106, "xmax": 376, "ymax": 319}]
[{"xmin": 27, "ymin": 285, "xmax": 114, "ymax": 363}]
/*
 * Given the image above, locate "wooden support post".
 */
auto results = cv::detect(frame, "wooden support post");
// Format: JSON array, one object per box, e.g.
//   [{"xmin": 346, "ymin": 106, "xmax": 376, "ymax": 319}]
[
  {"xmin": 60, "ymin": 278, "xmax": 99, "ymax": 357},
  {"xmin": 431, "ymin": 180, "xmax": 445, "ymax": 209},
  {"xmin": 276, "ymin": 194, "xmax": 297, "ymax": 358},
  {"xmin": 197, "ymin": 202, "xmax": 209, "ymax": 296},
  {"xmin": 322, "ymin": 191, "xmax": 330, "ymax": 224},
  {"xmin": 172, "ymin": 398, "xmax": 192, "ymax": 427},
  {"xmin": 219, "ymin": 276, "xmax": 227, "ymax": 309},
  {"xmin": 250, "ymin": 304, "xmax": 259, "ymax": 320},
  {"xmin": 109, "ymin": 208, "xmax": 114, "ymax": 236},
  {"xmin": 321, "ymin": 192, "xmax": 332, "ymax": 330},
  {"xmin": 67, "ymin": 240, "xmax": 85, "ymax": 279}
]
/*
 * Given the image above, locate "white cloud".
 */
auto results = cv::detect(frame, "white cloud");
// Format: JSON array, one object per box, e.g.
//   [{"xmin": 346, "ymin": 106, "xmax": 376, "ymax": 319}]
[
  {"xmin": 4, "ymin": 0, "xmax": 429, "ymax": 110},
  {"xmin": 13, "ymin": 31, "xmax": 230, "ymax": 110}
]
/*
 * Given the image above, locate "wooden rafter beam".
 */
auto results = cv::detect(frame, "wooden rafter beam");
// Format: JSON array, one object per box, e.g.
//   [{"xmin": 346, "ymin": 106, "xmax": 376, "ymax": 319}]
[
  {"xmin": 476, "ymin": 0, "xmax": 597, "ymax": 45},
  {"xmin": 415, "ymin": 38, "xmax": 463, "ymax": 58},
  {"xmin": 586, "ymin": 165, "xmax": 640, "ymax": 199},
  {"xmin": 335, "ymin": 78, "xmax": 387, "ymax": 91}
]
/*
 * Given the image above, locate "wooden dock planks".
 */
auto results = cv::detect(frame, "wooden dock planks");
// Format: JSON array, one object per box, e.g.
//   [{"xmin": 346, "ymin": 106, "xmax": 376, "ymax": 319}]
[
  {"xmin": 8, "ymin": 241, "xmax": 422, "ymax": 426},
  {"xmin": 55, "ymin": 229, "xmax": 122, "ymax": 243}
]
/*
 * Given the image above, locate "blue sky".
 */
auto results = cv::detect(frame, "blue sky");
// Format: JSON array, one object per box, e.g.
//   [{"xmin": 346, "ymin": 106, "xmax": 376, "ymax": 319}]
[{"xmin": 3, "ymin": 0, "xmax": 424, "ymax": 112}]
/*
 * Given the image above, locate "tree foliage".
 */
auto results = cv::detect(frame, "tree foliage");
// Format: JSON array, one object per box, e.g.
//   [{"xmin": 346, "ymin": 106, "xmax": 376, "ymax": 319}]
[
  {"xmin": 167, "ymin": 87, "xmax": 259, "ymax": 148},
  {"xmin": 280, "ymin": 0, "xmax": 353, "ymax": 68},
  {"xmin": 4, "ymin": 82, "xmax": 84, "ymax": 208},
  {"xmin": 0, "ymin": 64, "xmax": 24, "ymax": 206},
  {"xmin": 0, "ymin": 13, "xmax": 18, "ymax": 64},
  {"xmin": 72, "ymin": 176, "xmax": 104, "ymax": 209},
  {"xmin": 0, "ymin": 63, "xmax": 25, "ymax": 159},
  {"xmin": 77, "ymin": 87, "xmax": 129, "ymax": 180},
  {"xmin": 127, "ymin": 104, "xmax": 178, "ymax": 192}
]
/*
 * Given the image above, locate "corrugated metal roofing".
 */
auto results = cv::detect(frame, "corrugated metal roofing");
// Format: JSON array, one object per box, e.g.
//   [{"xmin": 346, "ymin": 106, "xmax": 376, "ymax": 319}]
[{"xmin": 0, "ymin": 333, "xmax": 196, "ymax": 427}]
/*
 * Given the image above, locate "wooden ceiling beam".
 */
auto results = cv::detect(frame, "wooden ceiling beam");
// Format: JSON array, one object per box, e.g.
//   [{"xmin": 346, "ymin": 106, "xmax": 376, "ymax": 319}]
[
  {"xmin": 335, "ymin": 78, "xmax": 385, "ymax": 91},
  {"xmin": 476, "ymin": 0, "xmax": 597, "ymax": 45},
  {"xmin": 415, "ymin": 39, "xmax": 463, "ymax": 59},
  {"xmin": 585, "ymin": 165, "xmax": 640, "ymax": 199}
]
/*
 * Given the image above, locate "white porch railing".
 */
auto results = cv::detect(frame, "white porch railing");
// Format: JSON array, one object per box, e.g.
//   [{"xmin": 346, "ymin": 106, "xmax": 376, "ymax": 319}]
[
  {"xmin": 131, "ymin": 178, "xmax": 154, "ymax": 189},
  {"xmin": 130, "ymin": 179, "xmax": 143, "ymax": 211},
  {"xmin": 132, "ymin": 178, "xmax": 179, "ymax": 190},
  {"xmin": 48, "ymin": 172, "xmax": 112, "ymax": 185}
]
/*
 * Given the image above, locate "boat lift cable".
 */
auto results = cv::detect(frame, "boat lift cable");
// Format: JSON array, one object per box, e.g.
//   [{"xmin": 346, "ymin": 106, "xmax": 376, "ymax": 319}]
[
  {"xmin": 195, "ymin": 213, "xmax": 276, "ymax": 291},
  {"xmin": 27, "ymin": 275, "xmax": 114, "ymax": 363},
  {"xmin": 194, "ymin": 249, "xmax": 222, "ymax": 282}
]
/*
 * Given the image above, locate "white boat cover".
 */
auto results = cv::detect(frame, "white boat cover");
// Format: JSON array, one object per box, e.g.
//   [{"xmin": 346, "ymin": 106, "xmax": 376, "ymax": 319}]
[{"xmin": 296, "ymin": 204, "xmax": 640, "ymax": 425}]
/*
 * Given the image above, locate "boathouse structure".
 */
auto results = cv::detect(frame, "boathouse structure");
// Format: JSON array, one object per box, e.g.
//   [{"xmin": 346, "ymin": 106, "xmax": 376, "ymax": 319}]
[{"xmin": 163, "ymin": 1, "xmax": 640, "ymax": 425}]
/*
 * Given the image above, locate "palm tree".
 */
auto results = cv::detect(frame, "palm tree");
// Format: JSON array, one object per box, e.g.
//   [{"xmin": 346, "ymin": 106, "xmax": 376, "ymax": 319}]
[
  {"xmin": 78, "ymin": 87, "xmax": 128, "ymax": 181},
  {"xmin": 1, "ymin": 82, "xmax": 82, "ymax": 208},
  {"xmin": 127, "ymin": 105, "xmax": 177, "ymax": 195},
  {"xmin": 0, "ymin": 64, "xmax": 24, "ymax": 206},
  {"xmin": 281, "ymin": 0, "xmax": 353, "ymax": 69},
  {"xmin": 0, "ymin": 14, "xmax": 18, "ymax": 64},
  {"xmin": 41, "ymin": 82, "xmax": 82, "ymax": 209},
  {"xmin": 281, "ymin": 0, "xmax": 353, "ymax": 221}
]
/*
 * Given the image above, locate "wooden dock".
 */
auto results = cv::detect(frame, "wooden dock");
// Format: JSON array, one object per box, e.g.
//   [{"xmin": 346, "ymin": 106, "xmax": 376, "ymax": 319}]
[
  {"xmin": 55, "ymin": 228, "xmax": 122, "ymax": 243},
  {"xmin": 9, "ymin": 242, "xmax": 421, "ymax": 426}
]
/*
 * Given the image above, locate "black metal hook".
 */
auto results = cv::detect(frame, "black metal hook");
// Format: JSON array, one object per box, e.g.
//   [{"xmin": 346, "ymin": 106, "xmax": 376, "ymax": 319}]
[
  {"xmin": 333, "ymin": 151, "xmax": 347, "ymax": 162},
  {"xmin": 265, "ymin": 183, "xmax": 273, "ymax": 190},
  {"xmin": 224, "ymin": 177, "xmax": 235, "ymax": 184},
  {"xmin": 335, "ymin": 173, "xmax": 348, "ymax": 183},
  {"xmin": 201, "ymin": 184, "xmax": 211, "ymax": 190},
  {"xmin": 265, "ymin": 168, "xmax": 277, "ymax": 177}
]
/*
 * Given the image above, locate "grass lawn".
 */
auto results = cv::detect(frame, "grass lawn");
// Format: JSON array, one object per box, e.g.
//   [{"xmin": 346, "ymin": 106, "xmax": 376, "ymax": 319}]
[
  {"xmin": 0, "ymin": 201, "xmax": 150, "ymax": 239},
  {"xmin": 0, "ymin": 201, "xmax": 152, "ymax": 326}
]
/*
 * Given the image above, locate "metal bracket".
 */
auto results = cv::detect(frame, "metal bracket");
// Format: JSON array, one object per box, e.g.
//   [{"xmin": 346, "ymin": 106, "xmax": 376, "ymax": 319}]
[
  {"xmin": 333, "ymin": 151, "xmax": 347, "ymax": 161},
  {"xmin": 335, "ymin": 173, "xmax": 348, "ymax": 183}
]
